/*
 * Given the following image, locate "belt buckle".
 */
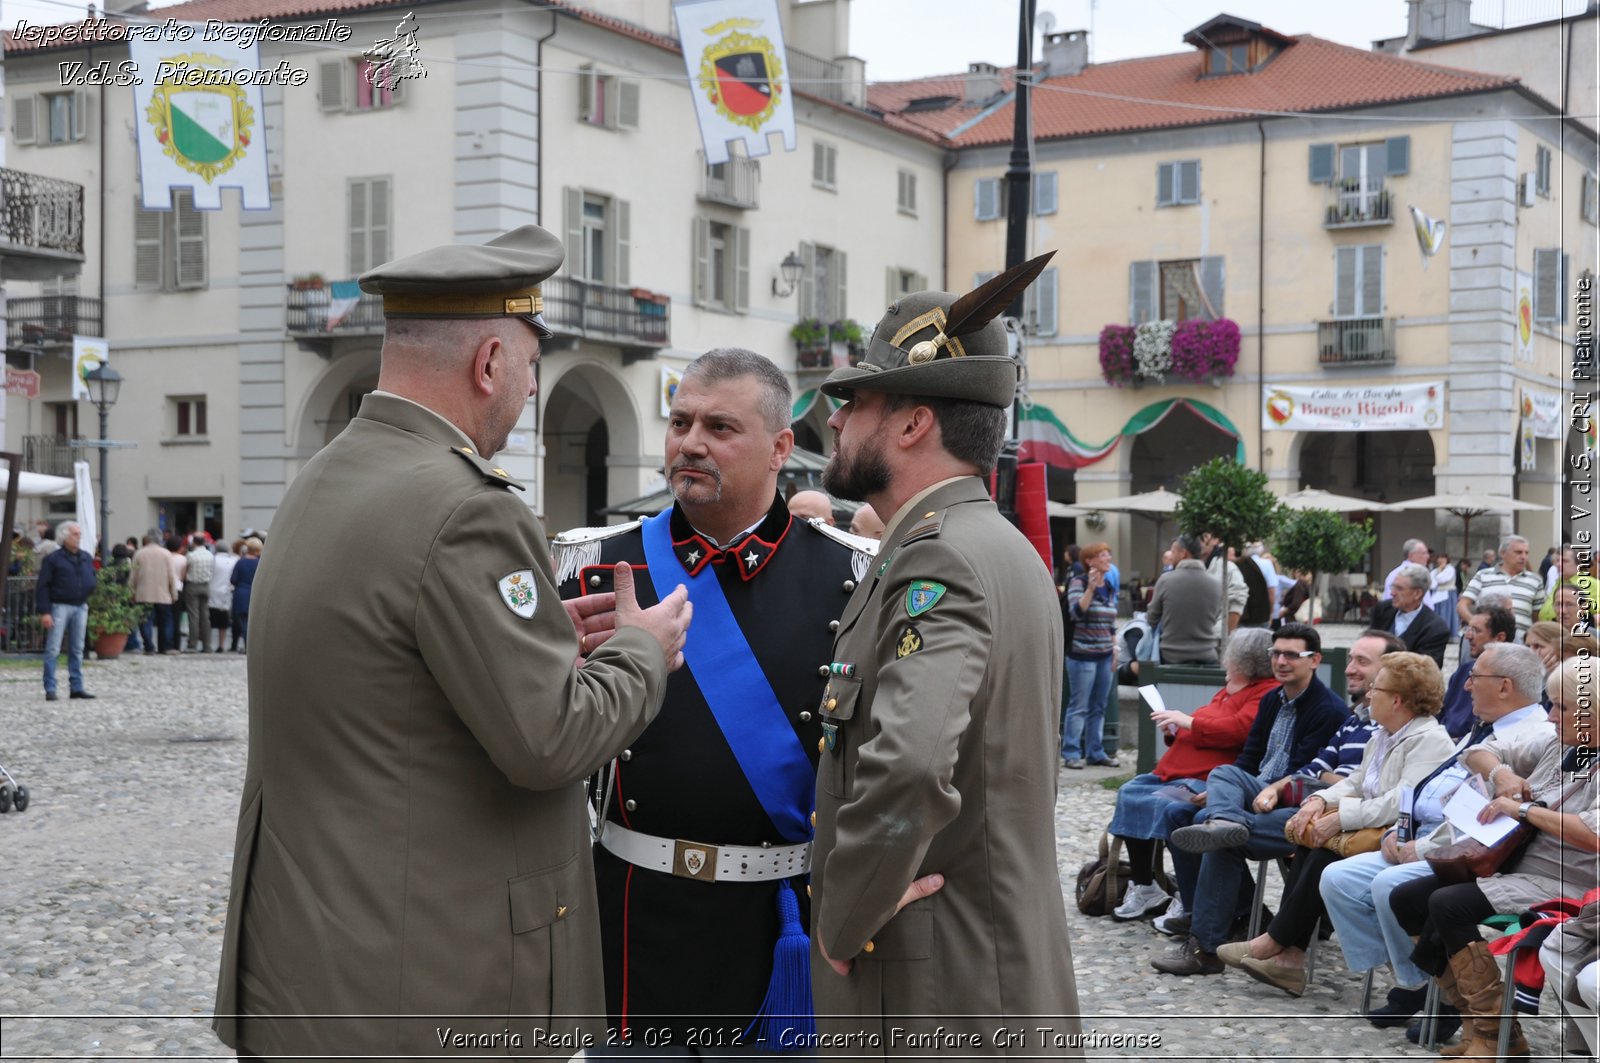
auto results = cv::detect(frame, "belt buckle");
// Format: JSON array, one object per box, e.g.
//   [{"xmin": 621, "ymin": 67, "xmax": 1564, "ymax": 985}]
[{"xmin": 671, "ymin": 838, "xmax": 719, "ymax": 881}]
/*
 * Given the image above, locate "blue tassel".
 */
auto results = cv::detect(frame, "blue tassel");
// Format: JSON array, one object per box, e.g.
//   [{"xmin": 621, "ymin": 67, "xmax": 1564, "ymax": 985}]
[{"xmin": 746, "ymin": 880, "xmax": 814, "ymax": 1052}]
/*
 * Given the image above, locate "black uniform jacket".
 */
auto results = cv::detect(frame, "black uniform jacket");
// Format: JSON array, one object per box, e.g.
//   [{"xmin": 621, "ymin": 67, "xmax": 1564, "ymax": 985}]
[{"xmin": 557, "ymin": 495, "xmax": 866, "ymax": 1044}]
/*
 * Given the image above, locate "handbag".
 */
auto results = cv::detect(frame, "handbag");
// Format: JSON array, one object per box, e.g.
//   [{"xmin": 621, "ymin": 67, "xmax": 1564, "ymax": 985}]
[
  {"xmin": 1425, "ymin": 775, "xmax": 1587, "ymax": 884},
  {"xmin": 1075, "ymin": 831, "xmax": 1175, "ymax": 917},
  {"xmin": 1282, "ymin": 817, "xmax": 1386, "ymax": 856}
]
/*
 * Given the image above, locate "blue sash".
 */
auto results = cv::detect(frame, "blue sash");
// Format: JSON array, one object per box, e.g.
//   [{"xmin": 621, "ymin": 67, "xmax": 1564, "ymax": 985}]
[{"xmin": 639, "ymin": 511, "xmax": 814, "ymax": 843}]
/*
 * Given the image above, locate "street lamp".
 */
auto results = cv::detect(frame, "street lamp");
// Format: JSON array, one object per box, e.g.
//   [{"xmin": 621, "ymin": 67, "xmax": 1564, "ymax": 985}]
[
  {"xmin": 771, "ymin": 251, "xmax": 803, "ymax": 297},
  {"xmin": 83, "ymin": 363, "xmax": 122, "ymax": 560}
]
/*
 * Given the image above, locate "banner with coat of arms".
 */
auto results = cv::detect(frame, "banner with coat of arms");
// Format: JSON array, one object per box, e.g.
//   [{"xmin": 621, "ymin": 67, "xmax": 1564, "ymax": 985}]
[
  {"xmin": 129, "ymin": 30, "xmax": 270, "ymax": 210},
  {"xmin": 1515, "ymin": 271, "xmax": 1534, "ymax": 362},
  {"xmin": 1262, "ymin": 382, "xmax": 1444, "ymax": 432},
  {"xmin": 673, "ymin": 0, "xmax": 797, "ymax": 164}
]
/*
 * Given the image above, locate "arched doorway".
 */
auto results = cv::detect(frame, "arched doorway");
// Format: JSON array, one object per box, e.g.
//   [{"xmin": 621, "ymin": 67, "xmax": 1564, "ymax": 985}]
[
  {"xmin": 539, "ymin": 360, "xmax": 642, "ymax": 531},
  {"xmin": 293, "ymin": 347, "xmax": 382, "ymax": 460},
  {"xmin": 1122, "ymin": 403, "xmax": 1238, "ymax": 580},
  {"xmin": 1298, "ymin": 429, "xmax": 1436, "ymax": 570}
]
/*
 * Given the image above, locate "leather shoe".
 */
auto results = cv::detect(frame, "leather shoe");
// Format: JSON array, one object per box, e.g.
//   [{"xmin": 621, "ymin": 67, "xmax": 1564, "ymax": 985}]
[
  {"xmin": 1405, "ymin": 1006, "xmax": 1460, "ymax": 1045},
  {"xmin": 1239, "ymin": 955, "xmax": 1306, "ymax": 997},
  {"xmin": 1216, "ymin": 941, "xmax": 1253, "ymax": 969},
  {"xmin": 1150, "ymin": 936, "xmax": 1224, "ymax": 976},
  {"xmin": 1170, "ymin": 819, "xmax": 1250, "ymax": 853},
  {"xmin": 1367, "ymin": 985, "xmax": 1428, "ymax": 1028},
  {"xmin": 69, "ymin": 690, "xmax": 95, "ymax": 699},
  {"xmin": 44, "ymin": 691, "xmax": 57, "ymax": 701}
]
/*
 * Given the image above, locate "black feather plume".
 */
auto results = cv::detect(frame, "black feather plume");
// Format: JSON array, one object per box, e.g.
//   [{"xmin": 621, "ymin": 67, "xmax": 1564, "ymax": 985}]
[{"xmin": 944, "ymin": 250, "xmax": 1057, "ymax": 339}]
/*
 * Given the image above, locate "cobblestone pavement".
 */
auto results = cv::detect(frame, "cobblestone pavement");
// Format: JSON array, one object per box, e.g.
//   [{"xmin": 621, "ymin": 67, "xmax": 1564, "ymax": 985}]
[{"xmin": 0, "ymin": 628, "xmax": 1571, "ymax": 1060}]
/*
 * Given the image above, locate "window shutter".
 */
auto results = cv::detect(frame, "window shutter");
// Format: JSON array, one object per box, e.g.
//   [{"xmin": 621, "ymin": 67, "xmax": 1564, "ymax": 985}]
[
  {"xmin": 174, "ymin": 191, "xmax": 207, "ymax": 289},
  {"xmin": 1562, "ymin": 253, "xmax": 1570, "ymax": 322},
  {"xmin": 1309, "ymin": 143, "xmax": 1335, "ymax": 184},
  {"xmin": 70, "ymin": 90, "xmax": 87, "ymax": 141},
  {"xmin": 1200, "ymin": 256, "xmax": 1225, "ymax": 318},
  {"xmin": 912, "ymin": 271, "xmax": 928, "ymax": 292},
  {"xmin": 1180, "ymin": 160, "xmax": 1200, "ymax": 203},
  {"xmin": 612, "ymin": 199, "xmax": 631, "ymax": 287},
  {"xmin": 975, "ymin": 178, "xmax": 999, "ymax": 220},
  {"xmin": 134, "ymin": 201, "xmax": 164, "ymax": 288},
  {"xmin": 1534, "ymin": 248, "xmax": 1559, "ymax": 321},
  {"xmin": 1385, "ymin": 135, "xmax": 1410, "ymax": 176},
  {"xmin": 1033, "ymin": 171, "xmax": 1058, "ymax": 215},
  {"xmin": 1335, "ymin": 246, "xmax": 1357, "ymax": 317},
  {"xmin": 319, "ymin": 60, "xmax": 346, "ymax": 112},
  {"xmin": 812, "ymin": 142, "xmax": 825, "ymax": 183},
  {"xmin": 885, "ymin": 266, "xmax": 900, "ymax": 305},
  {"xmin": 562, "ymin": 187, "xmax": 582, "ymax": 275},
  {"xmin": 798, "ymin": 242, "xmax": 816, "ymax": 318},
  {"xmin": 1129, "ymin": 260, "xmax": 1157, "ymax": 324},
  {"xmin": 833, "ymin": 251, "xmax": 847, "ymax": 322},
  {"xmin": 1536, "ymin": 146, "xmax": 1552, "ymax": 197},
  {"xmin": 1031, "ymin": 267, "xmax": 1059, "ymax": 336},
  {"xmin": 825, "ymin": 146, "xmax": 836, "ymax": 188},
  {"xmin": 578, "ymin": 66, "xmax": 594, "ymax": 122},
  {"xmin": 1157, "ymin": 163, "xmax": 1174, "ymax": 207},
  {"xmin": 1360, "ymin": 245, "xmax": 1383, "ymax": 316},
  {"xmin": 733, "ymin": 225, "xmax": 750, "ymax": 313},
  {"xmin": 369, "ymin": 178, "xmax": 391, "ymax": 268},
  {"xmin": 691, "ymin": 217, "xmax": 710, "ymax": 306},
  {"xmin": 13, "ymin": 94, "xmax": 35, "ymax": 145},
  {"xmin": 348, "ymin": 179, "xmax": 368, "ymax": 274},
  {"xmin": 618, "ymin": 80, "xmax": 640, "ymax": 129}
]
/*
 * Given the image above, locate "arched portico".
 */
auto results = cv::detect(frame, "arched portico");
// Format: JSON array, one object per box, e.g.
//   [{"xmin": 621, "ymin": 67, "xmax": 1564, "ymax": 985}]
[{"xmin": 539, "ymin": 358, "xmax": 643, "ymax": 530}]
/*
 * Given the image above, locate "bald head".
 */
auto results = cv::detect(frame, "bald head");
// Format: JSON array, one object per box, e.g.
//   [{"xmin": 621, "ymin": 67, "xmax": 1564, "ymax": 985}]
[
  {"xmin": 850, "ymin": 503, "xmax": 886, "ymax": 540},
  {"xmin": 788, "ymin": 490, "xmax": 836, "ymax": 526},
  {"xmin": 376, "ymin": 316, "xmax": 540, "ymax": 456}
]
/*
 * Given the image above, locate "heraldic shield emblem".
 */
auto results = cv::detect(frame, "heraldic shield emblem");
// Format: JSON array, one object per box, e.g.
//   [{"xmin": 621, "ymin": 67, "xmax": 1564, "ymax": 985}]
[
  {"xmin": 673, "ymin": 838, "xmax": 718, "ymax": 879},
  {"xmin": 144, "ymin": 54, "xmax": 254, "ymax": 183},
  {"xmin": 697, "ymin": 27, "xmax": 783, "ymax": 130},
  {"xmin": 497, "ymin": 569, "xmax": 539, "ymax": 619}
]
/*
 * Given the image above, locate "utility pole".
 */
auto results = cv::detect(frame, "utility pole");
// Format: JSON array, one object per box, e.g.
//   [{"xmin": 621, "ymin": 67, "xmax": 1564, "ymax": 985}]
[{"xmin": 1004, "ymin": 0, "xmax": 1036, "ymax": 295}]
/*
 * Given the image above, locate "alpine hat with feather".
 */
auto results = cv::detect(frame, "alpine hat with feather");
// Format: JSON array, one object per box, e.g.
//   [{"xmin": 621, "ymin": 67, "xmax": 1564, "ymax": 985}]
[{"xmin": 820, "ymin": 251, "xmax": 1056, "ymax": 409}]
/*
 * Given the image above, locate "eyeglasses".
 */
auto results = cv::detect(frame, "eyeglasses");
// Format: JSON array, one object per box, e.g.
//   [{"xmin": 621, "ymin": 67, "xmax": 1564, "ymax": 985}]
[
  {"xmin": 1464, "ymin": 672, "xmax": 1509, "ymax": 685},
  {"xmin": 1270, "ymin": 649, "xmax": 1317, "ymax": 660},
  {"xmin": 1370, "ymin": 686, "xmax": 1401, "ymax": 697}
]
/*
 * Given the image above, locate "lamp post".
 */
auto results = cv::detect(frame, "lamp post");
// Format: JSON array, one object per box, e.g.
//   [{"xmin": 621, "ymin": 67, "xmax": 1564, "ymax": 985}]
[
  {"xmin": 771, "ymin": 251, "xmax": 803, "ymax": 298},
  {"xmin": 83, "ymin": 363, "xmax": 122, "ymax": 561}
]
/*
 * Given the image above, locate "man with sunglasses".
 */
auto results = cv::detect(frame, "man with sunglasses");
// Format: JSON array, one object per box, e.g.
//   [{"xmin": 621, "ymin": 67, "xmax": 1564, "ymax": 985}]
[{"xmin": 1150, "ymin": 623, "xmax": 1351, "ymax": 976}]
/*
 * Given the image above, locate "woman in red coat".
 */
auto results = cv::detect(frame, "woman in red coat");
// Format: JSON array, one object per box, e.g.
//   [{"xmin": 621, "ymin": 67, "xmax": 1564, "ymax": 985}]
[{"xmin": 1108, "ymin": 627, "xmax": 1276, "ymax": 921}]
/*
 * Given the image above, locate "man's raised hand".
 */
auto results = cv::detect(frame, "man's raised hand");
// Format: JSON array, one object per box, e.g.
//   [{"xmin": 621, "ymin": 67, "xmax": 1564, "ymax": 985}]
[{"xmin": 613, "ymin": 561, "xmax": 691, "ymax": 671}]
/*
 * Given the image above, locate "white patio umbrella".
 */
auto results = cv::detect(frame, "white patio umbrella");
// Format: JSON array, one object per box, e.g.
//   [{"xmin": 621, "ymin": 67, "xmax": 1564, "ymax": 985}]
[
  {"xmin": 1076, "ymin": 487, "xmax": 1185, "ymax": 514},
  {"xmin": 1047, "ymin": 500, "xmax": 1092, "ymax": 519},
  {"xmin": 1278, "ymin": 488, "xmax": 1391, "ymax": 513},
  {"xmin": 1383, "ymin": 487, "xmax": 1549, "ymax": 554}
]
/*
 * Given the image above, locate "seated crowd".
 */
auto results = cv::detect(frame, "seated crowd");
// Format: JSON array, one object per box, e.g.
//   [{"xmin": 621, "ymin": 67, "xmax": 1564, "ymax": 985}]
[{"xmin": 1101, "ymin": 608, "xmax": 1598, "ymax": 1059}]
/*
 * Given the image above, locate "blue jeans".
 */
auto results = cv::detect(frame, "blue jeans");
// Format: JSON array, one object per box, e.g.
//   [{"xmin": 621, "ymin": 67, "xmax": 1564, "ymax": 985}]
[
  {"xmin": 1061, "ymin": 655, "xmax": 1112, "ymax": 761},
  {"xmin": 153, "ymin": 602, "xmax": 177, "ymax": 652},
  {"xmin": 1166, "ymin": 763, "xmax": 1296, "ymax": 952},
  {"xmin": 1319, "ymin": 848, "xmax": 1440, "ymax": 987},
  {"xmin": 43, "ymin": 602, "xmax": 88, "ymax": 695}
]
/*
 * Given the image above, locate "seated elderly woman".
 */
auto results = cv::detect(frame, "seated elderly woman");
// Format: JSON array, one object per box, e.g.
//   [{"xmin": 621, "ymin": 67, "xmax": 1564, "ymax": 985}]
[
  {"xmin": 1106, "ymin": 628, "xmax": 1277, "ymax": 922},
  {"xmin": 1214, "ymin": 651, "xmax": 1456, "ymax": 996},
  {"xmin": 1318, "ymin": 643, "xmax": 1559, "ymax": 1036},
  {"xmin": 1388, "ymin": 653, "xmax": 1600, "ymax": 1059}
]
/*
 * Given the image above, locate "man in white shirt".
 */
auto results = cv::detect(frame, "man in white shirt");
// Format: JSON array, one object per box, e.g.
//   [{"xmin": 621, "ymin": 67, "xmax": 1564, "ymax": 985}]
[
  {"xmin": 1383, "ymin": 539, "xmax": 1430, "ymax": 599},
  {"xmin": 209, "ymin": 541, "xmax": 239, "ymax": 654}
]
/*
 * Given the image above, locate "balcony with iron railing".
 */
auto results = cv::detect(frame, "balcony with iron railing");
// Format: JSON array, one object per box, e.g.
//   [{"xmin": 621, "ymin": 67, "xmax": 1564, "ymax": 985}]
[
  {"xmin": 0, "ymin": 168, "xmax": 86, "ymax": 270},
  {"xmin": 1317, "ymin": 317, "xmax": 1396, "ymax": 367},
  {"xmin": 786, "ymin": 46, "xmax": 846, "ymax": 105},
  {"xmin": 21, "ymin": 434, "xmax": 80, "ymax": 477},
  {"xmin": 1323, "ymin": 177, "xmax": 1394, "ymax": 228},
  {"xmin": 698, "ymin": 152, "xmax": 760, "ymax": 209},
  {"xmin": 286, "ymin": 275, "xmax": 671, "ymax": 359},
  {"xmin": 6, "ymin": 295, "xmax": 103, "ymax": 349}
]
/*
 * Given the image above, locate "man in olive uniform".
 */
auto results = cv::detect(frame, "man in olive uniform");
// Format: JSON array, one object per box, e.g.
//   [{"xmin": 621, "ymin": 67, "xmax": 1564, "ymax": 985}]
[
  {"xmin": 212, "ymin": 225, "xmax": 693, "ymax": 1061},
  {"xmin": 809, "ymin": 256, "xmax": 1083, "ymax": 1056},
  {"xmin": 555, "ymin": 349, "xmax": 875, "ymax": 1050}
]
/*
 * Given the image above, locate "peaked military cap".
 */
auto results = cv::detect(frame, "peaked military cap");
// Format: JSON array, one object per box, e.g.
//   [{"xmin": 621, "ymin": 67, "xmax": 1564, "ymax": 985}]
[
  {"xmin": 820, "ymin": 251, "xmax": 1056, "ymax": 408},
  {"xmin": 358, "ymin": 225, "xmax": 565, "ymax": 338}
]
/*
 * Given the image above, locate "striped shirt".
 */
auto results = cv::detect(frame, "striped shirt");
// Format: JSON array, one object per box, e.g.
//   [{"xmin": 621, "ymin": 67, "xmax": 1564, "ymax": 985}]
[
  {"xmin": 1463, "ymin": 565, "xmax": 1546, "ymax": 639},
  {"xmin": 1299, "ymin": 707, "xmax": 1379, "ymax": 779},
  {"xmin": 1067, "ymin": 576, "xmax": 1117, "ymax": 660}
]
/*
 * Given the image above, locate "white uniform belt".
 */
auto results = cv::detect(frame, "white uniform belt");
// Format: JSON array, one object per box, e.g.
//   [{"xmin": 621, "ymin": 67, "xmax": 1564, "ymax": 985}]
[{"xmin": 599, "ymin": 822, "xmax": 811, "ymax": 883}]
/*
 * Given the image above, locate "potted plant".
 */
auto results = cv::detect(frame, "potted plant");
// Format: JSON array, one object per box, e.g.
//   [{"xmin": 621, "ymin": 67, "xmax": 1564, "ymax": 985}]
[
  {"xmin": 1132, "ymin": 319, "xmax": 1176, "ymax": 385},
  {"xmin": 1098, "ymin": 324, "xmax": 1136, "ymax": 386},
  {"xmin": 290, "ymin": 273, "xmax": 326, "ymax": 291},
  {"xmin": 1169, "ymin": 317, "xmax": 1242, "ymax": 385},
  {"xmin": 86, "ymin": 566, "xmax": 144, "ymax": 659},
  {"xmin": 790, "ymin": 318, "xmax": 829, "ymax": 367}
]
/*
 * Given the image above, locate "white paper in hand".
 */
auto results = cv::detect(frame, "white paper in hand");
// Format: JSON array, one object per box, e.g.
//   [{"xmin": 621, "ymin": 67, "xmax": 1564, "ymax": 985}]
[
  {"xmin": 1139, "ymin": 686, "xmax": 1167, "ymax": 714},
  {"xmin": 1442, "ymin": 783, "xmax": 1521, "ymax": 846}
]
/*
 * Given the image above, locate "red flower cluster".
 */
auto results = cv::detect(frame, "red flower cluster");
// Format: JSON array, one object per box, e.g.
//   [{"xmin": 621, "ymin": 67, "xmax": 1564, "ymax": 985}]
[{"xmin": 1169, "ymin": 318, "xmax": 1241, "ymax": 382}]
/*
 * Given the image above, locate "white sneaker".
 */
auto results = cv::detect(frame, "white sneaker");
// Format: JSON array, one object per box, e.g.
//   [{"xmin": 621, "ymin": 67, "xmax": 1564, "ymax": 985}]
[
  {"xmin": 1113, "ymin": 882, "xmax": 1170, "ymax": 921},
  {"xmin": 1153, "ymin": 896, "xmax": 1188, "ymax": 935}
]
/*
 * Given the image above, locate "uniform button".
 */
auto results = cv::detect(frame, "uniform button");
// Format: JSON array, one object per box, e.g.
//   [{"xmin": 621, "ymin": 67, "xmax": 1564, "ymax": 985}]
[
  {"xmin": 589, "ymin": 575, "xmax": 602, "ymax": 588},
  {"xmin": 799, "ymin": 711, "xmax": 812, "ymax": 722},
  {"xmin": 826, "ymin": 698, "xmax": 838, "ymax": 710},
  {"xmin": 811, "ymin": 811, "xmax": 818, "ymax": 827},
  {"xmin": 817, "ymin": 737, "xmax": 826, "ymax": 753},
  {"xmin": 818, "ymin": 665, "xmax": 830, "ymax": 677},
  {"xmin": 862, "ymin": 940, "xmax": 875, "ymax": 954},
  {"xmin": 624, "ymin": 799, "xmax": 637, "ymax": 812},
  {"xmin": 761, "ymin": 841, "xmax": 772, "ymax": 849},
  {"xmin": 807, "ymin": 884, "xmax": 813, "ymax": 897},
  {"xmin": 829, "ymin": 620, "xmax": 840, "ymax": 632},
  {"xmin": 620, "ymin": 749, "xmax": 633, "ymax": 762},
  {"xmin": 843, "ymin": 580, "xmax": 856, "ymax": 592},
  {"xmin": 556, "ymin": 905, "xmax": 568, "ymax": 919}
]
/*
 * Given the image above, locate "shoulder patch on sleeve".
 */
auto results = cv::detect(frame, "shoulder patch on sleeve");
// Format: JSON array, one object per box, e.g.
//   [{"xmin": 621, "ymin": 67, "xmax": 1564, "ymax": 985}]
[
  {"xmin": 451, "ymin": 446, "xmax": 526, "ymax": 491},
  {"xmin": 808, "ymin": 519, "xmax": 879, "ymax": 583},
  {"xmin": 551, "ymin": 519, "xmax": 642, "ymax": 586}
]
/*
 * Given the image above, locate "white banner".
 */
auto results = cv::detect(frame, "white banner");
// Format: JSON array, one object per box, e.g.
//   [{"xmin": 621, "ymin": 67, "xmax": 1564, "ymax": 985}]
[
  {"xmin": 1523, "ymin": 387, "xmax": 1562, "ymax": 439},
  {"xmin": 1516, "ymin": 271, "xmax": 1534, "ymax": 362},
  {"xmin": 674, "ymin": 0, "xmax": 797, "ymax": 164},
  {"xmin": 1263, "ymin": 382, "xmax": 1444, "ymax": 432},
  {"xmin": 71, "ymin": 335, "xmax": 107, "ymax": 402},
  {"xmin": 129, "ymin": 29, "xmax": 271, "ymax": 209}
]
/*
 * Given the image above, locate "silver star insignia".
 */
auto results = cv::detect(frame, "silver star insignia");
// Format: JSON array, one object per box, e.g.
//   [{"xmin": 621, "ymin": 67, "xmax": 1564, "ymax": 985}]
[
  {"xmin": 744, "ymin": 550, "xmax": 761, "ymax": 566},
  {"xmin": 686, "ymin": 549, "xmax": 702, "ymax": 565}
]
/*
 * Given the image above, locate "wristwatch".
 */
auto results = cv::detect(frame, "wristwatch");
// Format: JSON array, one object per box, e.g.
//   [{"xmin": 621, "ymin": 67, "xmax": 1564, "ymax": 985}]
[{"xmin": 1517, "ymin": 802, "xmax": 1532, "ymax": 821}]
